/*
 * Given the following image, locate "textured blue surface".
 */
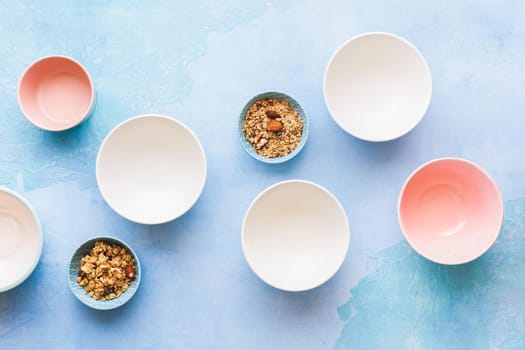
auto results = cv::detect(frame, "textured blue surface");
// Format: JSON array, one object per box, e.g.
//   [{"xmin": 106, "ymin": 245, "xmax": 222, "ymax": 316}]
[{"xmin": 1, "ymin": 1, "xmax": 525, "ymax": 349}]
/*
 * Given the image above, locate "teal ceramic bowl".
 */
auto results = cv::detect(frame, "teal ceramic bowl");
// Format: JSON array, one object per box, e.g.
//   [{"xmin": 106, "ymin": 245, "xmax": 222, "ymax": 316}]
[
  {"xmin": 239, "ymin": 91, "xmax": 309, "ymax": 164},
  {"xmin": 68, "ymin": 236, "xmax": 141, "ymax": 310}
]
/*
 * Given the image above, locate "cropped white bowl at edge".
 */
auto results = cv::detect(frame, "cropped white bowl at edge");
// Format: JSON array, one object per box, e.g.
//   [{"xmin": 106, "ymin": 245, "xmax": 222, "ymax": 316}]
[
  {"xmin": 0, "ymin": 187, "xmax": 43, "ymax": 292},
  {"xmin": 323, "ymin": 32, "xmax": 432, "ymax": 142},
  {"xmin": 96, "ymin": 115, "xmax": 207, "ymax": 225},
  {"xmin": 242, "ymin": 180, "xmax": 350, "ymax": 292}
]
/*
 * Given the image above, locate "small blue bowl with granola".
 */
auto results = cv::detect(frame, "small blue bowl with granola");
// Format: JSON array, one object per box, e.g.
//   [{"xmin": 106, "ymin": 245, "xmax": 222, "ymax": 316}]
[
  {"xmin": 239, "ymin": 91, "xmax": 309, "ymax": 164},
  {"xmin": 68, "ymin": 236, "xmax": 141, "ymax": 310}
]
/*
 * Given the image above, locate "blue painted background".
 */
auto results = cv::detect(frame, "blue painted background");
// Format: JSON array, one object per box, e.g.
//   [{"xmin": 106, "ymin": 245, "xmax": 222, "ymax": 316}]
[{"xmin": 1, "ymin": 1, "xmax": 525, "ymax": 349}]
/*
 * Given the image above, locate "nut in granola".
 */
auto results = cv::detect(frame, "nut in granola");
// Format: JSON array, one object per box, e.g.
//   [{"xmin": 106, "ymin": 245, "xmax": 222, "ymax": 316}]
[
  {"xmin": 267, "ymin": 120, "xmax": 284, "ymax": 132},
  {"xmin": 265, "ymin": 110, "xmax": 281, "ymax": 119}
]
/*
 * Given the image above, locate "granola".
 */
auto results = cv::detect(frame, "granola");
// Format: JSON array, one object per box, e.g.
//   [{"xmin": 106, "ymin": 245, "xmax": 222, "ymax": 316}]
[
  {"xmin": 77, "ymin": 241, "xmax": 136, "ymax": 301},
  {"xmin": 243, "ymin": 98, "xmax": 303, "ymax": 158}
]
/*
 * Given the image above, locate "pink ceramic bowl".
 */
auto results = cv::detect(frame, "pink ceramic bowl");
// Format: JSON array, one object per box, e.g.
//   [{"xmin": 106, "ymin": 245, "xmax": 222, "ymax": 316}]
[
  {"xmin": 18, "ymin": 55, "xmax": 94, "ymax": 131},
  {"xmin": 398, "ymin": 158, "xmax": 503, "ymax": 265}
]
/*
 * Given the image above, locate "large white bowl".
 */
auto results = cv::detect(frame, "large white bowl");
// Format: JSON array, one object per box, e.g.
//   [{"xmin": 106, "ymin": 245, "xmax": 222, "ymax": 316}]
[
  {"xmin": 0, "ymin": 187, "xmax": 43, "ymax": 292},
  {"xmin": 96, "ymin": 115, "xmax": 207, "ymax": 224},
  {"xmin": 323, "ymin": 32, "xmax": 432, "ymax": 142},
  {"xmin": 242, "ymin": 180, "xmax": 350, "ymax": 291}
]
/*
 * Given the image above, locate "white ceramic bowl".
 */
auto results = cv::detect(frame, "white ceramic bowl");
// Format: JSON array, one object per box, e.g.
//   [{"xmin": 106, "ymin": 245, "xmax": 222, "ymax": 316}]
[
  {"xmin": 0, "ymin": 188, "xmax": 43, "ymax": 292},
  {"xmin": 96, "ymin": 115, "xmax": 207, "ymax": 224},
  {"xmin": 323, "ymin": 32, "xmax": 432, "ymax": 142},
  {"xmin": 242, "ymin": 180, "xmax": 350, "ymax": 291}
]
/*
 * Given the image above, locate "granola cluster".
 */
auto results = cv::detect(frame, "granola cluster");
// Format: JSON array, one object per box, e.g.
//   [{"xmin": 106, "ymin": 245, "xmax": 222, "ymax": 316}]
[
  {"xmin": 243, "ymin": 98, "xmax": 303, "ymax": 158},
  {"xmin": 77, "ymin": 241, "xmax": 136, "ymax": 301}
]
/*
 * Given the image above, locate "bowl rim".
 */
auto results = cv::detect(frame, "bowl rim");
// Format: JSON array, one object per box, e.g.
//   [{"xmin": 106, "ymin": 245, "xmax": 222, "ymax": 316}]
[
  {"xmin": 17, "ymin": 54, "xmax": 95, "ymax": 132},
  {"xmin": 397, "ymin": 157, "xmax": 504, "ymax": 265},
  {"xmin": 0, "ymin": 187, "xmax": 43, "ymax": 293},
  {"xmin": 238, "ymin": 91, "xmax": 309, "ymax": 164},
  {"xmin": 323, "ymin": 31, "xmax": 433, "ymax": 142},
  {"xmin": 68, "ymin": 236, "xmax": 141, "ymax": 310},
  {"xmin": 96, "ymin": 114, "xmax": 207, "ymax": 225},
  {"xmin": 241, "ymin": 179, "xmax": 350, "ymax": 292}
]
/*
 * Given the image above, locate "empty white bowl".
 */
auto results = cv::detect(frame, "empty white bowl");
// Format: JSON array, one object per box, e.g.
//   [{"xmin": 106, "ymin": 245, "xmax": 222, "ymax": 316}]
[
  {"xmin": 96, "ymin": 115, "xmax": 207, "ymax": 224},
  {"xmin": 323, "ymin": 32, "xmax": 432, "ymax": 142},
  {"xmin": 242, "ymin": 180, "xmax": 350, "ymax": 291},
  {"xmin": 0, "ymin": 188, "xmax": 43, "ymax": 292}
]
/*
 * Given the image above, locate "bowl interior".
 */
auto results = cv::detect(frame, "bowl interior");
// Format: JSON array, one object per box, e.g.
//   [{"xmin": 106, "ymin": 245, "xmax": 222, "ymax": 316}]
[
  {"xmin": 239, "ymin": 92, "xmax": 309, "ymax": 164},
  {"xmin": 242, "ymin": 181, "xmax": 349, "ymax": 291},
  {"xmin": 0, "ymin": 189, "xmax": 42, "ymax": 292},
  {"xmin": 18, "ymin": 56, "xmax": 94, "ymax": 131},
  {"xmin": 324, "ymin": 33, "xmax": 432, "ymax": 141},
  {"xmin": 68, "ymin": 237, "xmax": 140, "ymax": 310},
  {"xmin": 97, "ymin": 115, "xmax": 207, "ymax": 224},
  {"xmin": 399, "ymin": 159, "xmax": 503, "ymax": 264}
]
